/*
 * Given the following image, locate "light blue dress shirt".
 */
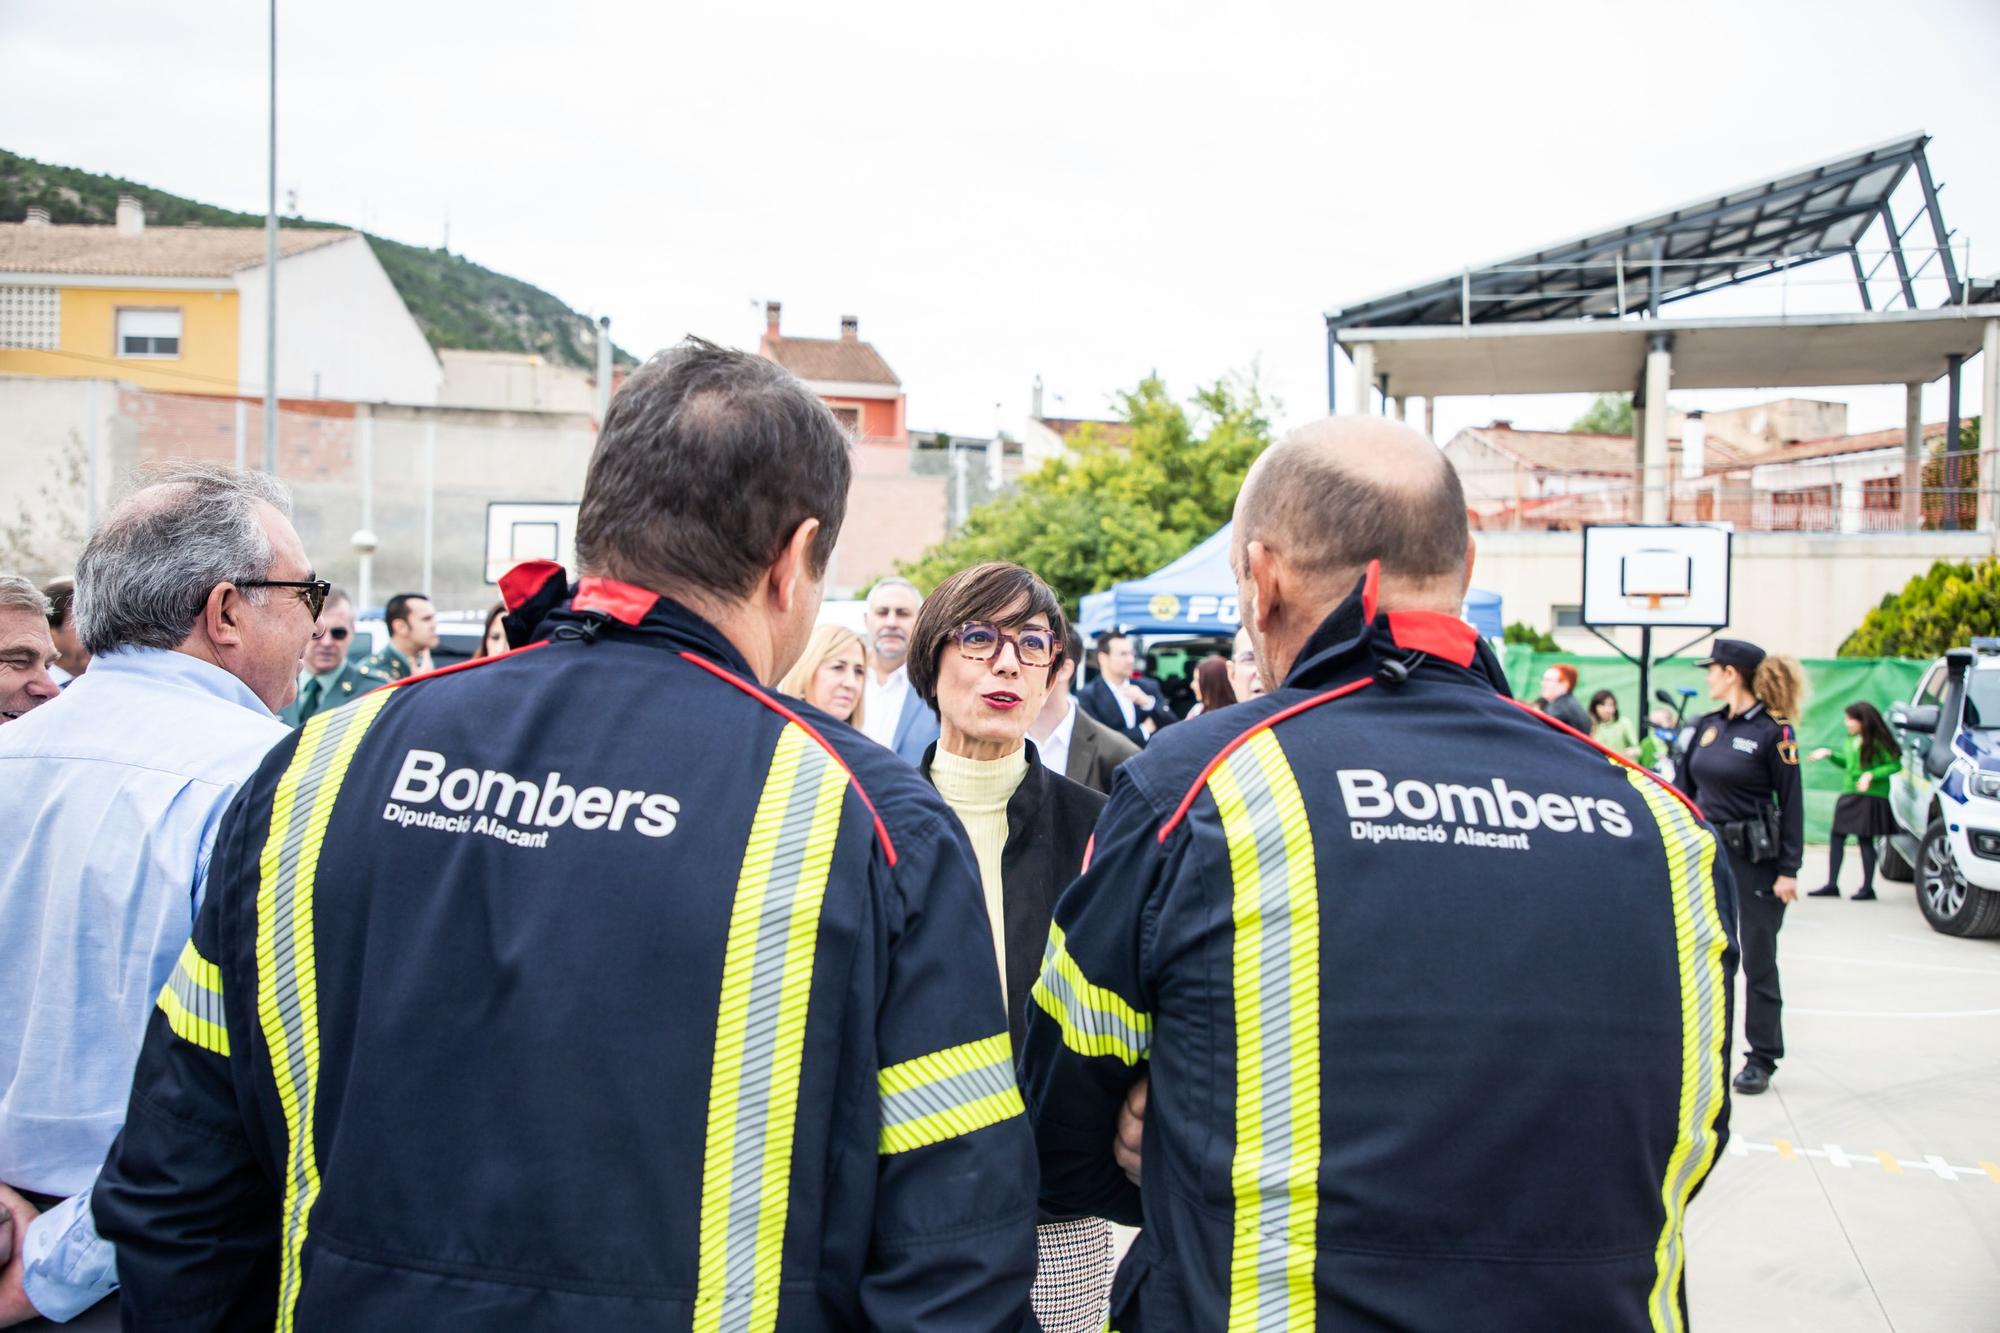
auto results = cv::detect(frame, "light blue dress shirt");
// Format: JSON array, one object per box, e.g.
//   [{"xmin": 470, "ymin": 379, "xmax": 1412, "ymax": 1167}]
[{"xmin": 0, "ymin": 647, "xmax": 287, "ymax": 1321}]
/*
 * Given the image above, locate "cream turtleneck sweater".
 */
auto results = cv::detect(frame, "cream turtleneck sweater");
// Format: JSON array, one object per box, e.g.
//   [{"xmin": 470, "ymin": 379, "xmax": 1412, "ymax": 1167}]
[{"xmin": 929, "ymin": 744, "xmax": 1028, "ymax": 1002}]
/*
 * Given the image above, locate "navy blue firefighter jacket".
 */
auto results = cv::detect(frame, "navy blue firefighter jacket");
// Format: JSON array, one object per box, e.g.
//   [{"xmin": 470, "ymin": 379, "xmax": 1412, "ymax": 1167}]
[
  {"xmin": 1019, "ymin": 568, "xmax": 1739, "ymax": 1332},
  {"xmin": 93, "ymin": 565, "xmax": 1038, "ymax": 1332}
]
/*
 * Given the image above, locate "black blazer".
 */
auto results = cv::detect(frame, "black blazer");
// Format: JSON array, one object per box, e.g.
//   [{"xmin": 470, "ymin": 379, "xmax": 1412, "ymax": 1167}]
[
  {"xmin": 1065, "ymin": 708, "xmax": 1140, "ymax": 795},
  {"xmin": 921, "ymin": 740, "xmax": 1106, "ymax": 1055},
  {"xmin": 1077, "ymin": 674, "xmax": 1176, "ymax": 747}
]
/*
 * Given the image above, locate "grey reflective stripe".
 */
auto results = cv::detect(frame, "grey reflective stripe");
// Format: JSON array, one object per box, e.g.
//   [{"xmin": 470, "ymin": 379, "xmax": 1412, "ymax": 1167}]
[
  {"xmin": 1647, "ymin": 784, "xmax": 1727, "ymax": 1333},
  {"xmin": 1032, "ymin": 945, "xmax": 1153, "ymax": 1060},
  {"xmin": 268, "ymin": 701, "xmax": 372, "ymax": 1318},
  {"xmin": 1226, "ymin": 745, "xmax": 1302, "ymax": 1330},
  {"xmin": 880, "ymin": 1059, "xmax": 1016, "ymax": 1131},
  {"xmin": 168, "ymin": 958, "xmax": 225, "ymax": 1031},
  {"xmin": 714, "ymin": 741, "xmax": 832, "ymax": 1328}
]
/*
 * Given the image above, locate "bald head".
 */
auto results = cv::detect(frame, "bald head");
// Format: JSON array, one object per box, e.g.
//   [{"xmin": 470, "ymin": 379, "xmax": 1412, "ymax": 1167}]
[
  {"xmin": 1232, "ymin": 416, "xmax": 1472, "ymax": 687},
  {"xmin": 1236, "ymin": 416, "xmax": 1468, "ymax": 599}
]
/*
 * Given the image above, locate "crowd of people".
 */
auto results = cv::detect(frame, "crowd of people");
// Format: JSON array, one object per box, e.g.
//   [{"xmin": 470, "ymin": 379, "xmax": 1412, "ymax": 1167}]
[{"xmin": 0, "ymin": 337, "xmax": 1883, "ymax": 1330}]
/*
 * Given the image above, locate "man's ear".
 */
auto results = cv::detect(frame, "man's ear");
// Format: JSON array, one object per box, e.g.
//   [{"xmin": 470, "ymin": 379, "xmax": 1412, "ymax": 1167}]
[
  {"xmin": 768, "ymin": 517, "xmax": 822, "ymax": 615},
  {"xmin": 204, "ymin": 582, "xmax": 246, "ymax": 649},
  {"xmin": 1245, "ymin": 540, "xmax": 1282, "ymax": 635}
]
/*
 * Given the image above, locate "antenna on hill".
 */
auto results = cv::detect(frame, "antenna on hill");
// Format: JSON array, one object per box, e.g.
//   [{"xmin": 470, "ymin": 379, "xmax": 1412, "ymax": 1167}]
[{"xmin": 442, "ymin": 207, "xmax": 450, "ymax": 253}]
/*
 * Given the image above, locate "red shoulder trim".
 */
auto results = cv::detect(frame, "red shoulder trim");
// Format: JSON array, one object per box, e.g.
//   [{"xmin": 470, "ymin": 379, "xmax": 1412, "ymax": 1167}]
[
  {"xmin": 1387, "ymin": 610, "xmax": 1478, "ymax": 667},
  {"xmin": 1157, "ymin": 676, "xmax": 1375, "ymax": 843},
  {"xmin": 1500, "ymin": 695, "xmax": 1706, "ymax": 821},
  {"xmin": 1361, "ymin": 559, "xmax": 1380, "ymax": 622},
  {"xmin": 499, "ymin": 559, "xmax": 565, "ymax": 612},
  {"xmin": 677, "ymin": 651, "xmax": 898, "ymax": 868},
  {"xmin": 1081, "ymin": 833, "xmax": 1096, "ymax": 873},
  {"xmin": 574, "ymin": 577, "xmax": 660, "ymax": 626},
  {"xmin": 387, "ymin": 639, "xmax": 548, "ymax": 689}
]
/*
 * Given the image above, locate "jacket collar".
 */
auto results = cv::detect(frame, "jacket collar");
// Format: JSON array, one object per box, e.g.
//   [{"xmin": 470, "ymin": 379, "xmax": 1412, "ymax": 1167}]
[
  {"xmin": 919, "ymin": 739, "xmax": 1050, "ymax": 845},
  {"xmin": 500, "ymin": 561, "xmax": 758, "ymax": 679},
  {"xmin": 1281, "ymin": 563, "xmax": 1511, "ymax": 696}
]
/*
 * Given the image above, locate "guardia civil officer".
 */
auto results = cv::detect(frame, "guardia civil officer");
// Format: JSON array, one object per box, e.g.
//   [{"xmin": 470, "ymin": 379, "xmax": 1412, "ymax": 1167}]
[
  {"xmin": 1020, "ymin": 417, "xmax": 1738, "ymax": 1332},
  {"xmin": 94, "ymin": 341, "xmax": 1038, "ymax": 1331},
  {"xmin": 1676, "ymin": 638, "xmax": 1806, "ymax": 1096}
]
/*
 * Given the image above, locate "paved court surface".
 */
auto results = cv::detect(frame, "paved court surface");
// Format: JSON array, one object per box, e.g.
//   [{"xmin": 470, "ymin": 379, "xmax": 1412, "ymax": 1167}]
[{"xmin": 1686, "ymin": 846, "xmax": 2000, "ymax": 1332}]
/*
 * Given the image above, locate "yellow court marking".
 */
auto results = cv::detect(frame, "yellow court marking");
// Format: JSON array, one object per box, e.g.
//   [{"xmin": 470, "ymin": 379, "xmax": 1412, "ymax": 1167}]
[
  {"xmin": 1775, "ymin": 1139, "xmax": 1797, "ymax": 1161},
  {"xmin": 1876, "ymin": 1151, "xmax": 1903, "ymax": 1175}
]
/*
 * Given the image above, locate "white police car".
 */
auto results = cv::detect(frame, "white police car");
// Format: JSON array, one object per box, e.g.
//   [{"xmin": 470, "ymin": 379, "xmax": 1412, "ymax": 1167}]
[{"xmin": 1887, "ymin": 638, "xmax": 2000, "ymax": 937}]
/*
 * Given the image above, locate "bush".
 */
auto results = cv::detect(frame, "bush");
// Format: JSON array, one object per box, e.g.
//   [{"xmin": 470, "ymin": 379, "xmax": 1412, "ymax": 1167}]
[
  {"xmin": 1505, "ymin": 621, "xmax": 1560, "ymax": 652},
  {"xmin": 1839, "ymin": 557, "xmax": 2000, "ymax": 658}
]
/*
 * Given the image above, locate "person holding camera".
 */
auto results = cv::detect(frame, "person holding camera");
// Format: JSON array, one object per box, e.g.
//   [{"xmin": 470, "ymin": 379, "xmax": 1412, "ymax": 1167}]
[{"xmin": 1676, "ymin": 638, "xmax": 1805, "ymax": 1096}]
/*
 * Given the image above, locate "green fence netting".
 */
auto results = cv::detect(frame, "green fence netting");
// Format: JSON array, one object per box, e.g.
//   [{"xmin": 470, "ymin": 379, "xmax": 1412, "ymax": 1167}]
[{"xmin": 1499, "ymin": 647, "xmax": 1929, "ymax": 845}]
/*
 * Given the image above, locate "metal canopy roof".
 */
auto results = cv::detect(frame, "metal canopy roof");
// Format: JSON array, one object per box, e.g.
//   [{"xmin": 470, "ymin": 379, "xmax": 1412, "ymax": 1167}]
[
  {"xmin": 1337, "ymin": 305, "xmax": 2000, "ymax": 397},
  {"xmin": 1326, "ymin": 133, "xmax": 1958, "ymax": 329}
]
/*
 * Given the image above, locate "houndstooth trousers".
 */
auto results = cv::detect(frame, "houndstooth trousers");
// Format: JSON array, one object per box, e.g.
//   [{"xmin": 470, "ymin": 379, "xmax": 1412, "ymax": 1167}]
[{"xmin": 1033, "ymin": 1218, "xmax": 1116, "ymax": 1333}]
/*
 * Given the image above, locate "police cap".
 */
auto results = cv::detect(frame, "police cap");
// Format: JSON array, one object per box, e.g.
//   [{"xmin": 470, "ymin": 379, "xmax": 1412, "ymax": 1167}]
[{"xmin": 1696, "ymin": 638, "xmax": 1765, "ymax": 674}]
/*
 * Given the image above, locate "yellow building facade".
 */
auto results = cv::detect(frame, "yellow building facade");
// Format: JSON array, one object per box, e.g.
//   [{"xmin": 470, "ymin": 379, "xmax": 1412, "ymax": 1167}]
[{"xmin": 0, "ymin": 284, "xmax": 240, "ymax": 394}]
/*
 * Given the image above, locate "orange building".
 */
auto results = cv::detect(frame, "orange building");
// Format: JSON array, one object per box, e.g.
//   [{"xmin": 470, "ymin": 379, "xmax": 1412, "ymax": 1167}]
[{"xmin": 757, "ymin": 301, "xmax": 906, "ymax": 445}]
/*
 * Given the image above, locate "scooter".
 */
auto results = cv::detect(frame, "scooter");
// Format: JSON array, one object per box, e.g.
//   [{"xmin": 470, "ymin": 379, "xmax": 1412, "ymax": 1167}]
[{"xmin": 1650, "ymin": 687, "xmax": 1700, "ymax": 783}]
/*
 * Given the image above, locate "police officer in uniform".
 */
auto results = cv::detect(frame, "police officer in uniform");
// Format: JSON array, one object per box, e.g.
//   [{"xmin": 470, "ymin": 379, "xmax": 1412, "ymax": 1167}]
[
  {"xmin": 1021, "ymin": 418, "xmax": 1737, "ymax": 1331},
  {"xmin": 94, "ymin": 342, "xmax": 1038, "ymax": 1330},
  {"xmin": 277, "ymin": 587, "xmax": 386, "ymax": 727},
  {"xmin": 1676, "ymin": 637, "xmax": 1805, "ymax": 1096}
]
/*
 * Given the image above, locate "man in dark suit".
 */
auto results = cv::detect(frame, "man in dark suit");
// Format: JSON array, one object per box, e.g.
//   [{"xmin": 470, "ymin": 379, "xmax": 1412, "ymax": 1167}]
[
  {"xmin": 1077, "ymin": 630, "xmax": 1177, "ymax": 748},
  {"xmin": 1030, "ymin": 626, "xmax": 1139, "ymax": 794},
  {"xmin": 278, "ymin": 588, "xmax": 386, "ymax": 728}
]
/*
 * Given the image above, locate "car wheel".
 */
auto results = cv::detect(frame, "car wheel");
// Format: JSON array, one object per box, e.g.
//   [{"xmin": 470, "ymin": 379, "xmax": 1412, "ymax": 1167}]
[
  {"xmin": 1916, "ymin": 819, "xmax": 2000, "ymax": 937},
  {"xmin": 1878, "ymin": 839, "xmax": 1914, "ymax": 883}
]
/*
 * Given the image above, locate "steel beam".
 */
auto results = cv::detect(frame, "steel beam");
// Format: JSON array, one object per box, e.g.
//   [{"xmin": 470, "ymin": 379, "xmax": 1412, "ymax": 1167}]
[
  {"xmin": 1849, "ymin": 248, "xmax": 1874, "ymax": 310},
  {"xmin": 1913, "ymin": 150, "xmax": 1962, "ymax": 303},
  {"xmin": 1880, "ymin": 201, "xmax": 1920, "ymax": 308}
]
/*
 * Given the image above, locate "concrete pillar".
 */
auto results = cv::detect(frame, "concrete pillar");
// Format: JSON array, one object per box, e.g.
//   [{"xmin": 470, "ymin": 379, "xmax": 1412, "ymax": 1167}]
[
  {"xmin": 1840, "ymin": 475, "xmax": 1865, "ymax": 534},
  {"xmin": 1424, "ymin": 397, "xmax": 1437, "ymax": 440},
  {"xmin": 1983, "ymin": 319, "xmax": 1999, "ymax": 543},
  {"xmin": 1630, "ymin": 405, "xmax": 1646, "ymax": 522},
  {"xmin": 1350, "ymin": 343, "xmax": 1376, "ymax": 416},
  {"xmin": 1641, "ymin": 337, "xmax": 1672, "ymax": 523},
  {"xmin": 1392, "ymin": 395, "xmax": 1407, "ymax": 422},
  {"xmin": 1904, "ymin": 383, "xmax": 1924, "ymax": 530}
]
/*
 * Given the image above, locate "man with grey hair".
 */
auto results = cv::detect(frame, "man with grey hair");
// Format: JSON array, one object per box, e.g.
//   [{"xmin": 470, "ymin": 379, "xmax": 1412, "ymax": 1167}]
[
  {"xmin": 859, "ymin": 575, "xmax": 939, "ymax": 764},
  {"xmin": 0, "ymin": 577, "xmax": 59, "ymax": 723},
  {"xmin": 0, "ymin": 463, "xmax": 321, "ymax": 1326}
]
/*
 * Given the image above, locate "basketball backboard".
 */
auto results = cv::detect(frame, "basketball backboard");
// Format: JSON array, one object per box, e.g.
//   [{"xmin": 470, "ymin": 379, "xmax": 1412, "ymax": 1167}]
[
  {"xmin": 485, "ymin": 501, "xmax": 580, "ymax": 584},
  {"xmin": 1581, "ymin": 524, "xmax": 1731, "ymax": 628}
]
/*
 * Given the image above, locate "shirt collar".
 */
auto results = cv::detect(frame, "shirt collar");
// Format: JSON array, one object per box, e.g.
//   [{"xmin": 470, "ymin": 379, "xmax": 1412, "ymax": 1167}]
[
  {"xmin": 307, "ymin": 662, "xmax": 348, "ymax": 692},
  {"xmin": 870, "ymin": 663, "xmax": 909, "ymax": 692},
  {"xmin": 89, "ymin": 645, "xmax": 273, "ymax": 717},
  {"xmin": 1048, "ymin": 696, "xmax": 1077, "ymax": 748}
]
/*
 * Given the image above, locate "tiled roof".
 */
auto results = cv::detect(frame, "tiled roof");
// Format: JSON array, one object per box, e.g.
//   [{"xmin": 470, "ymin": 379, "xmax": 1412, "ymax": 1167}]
[
  {"xmin": 1457, "ymin": 424, "xmax": 1751, "ymax": 473},
  {"xmin": 761, "ymin": 335, "xmax": 900, "ymax": 387},
  {"xmin": 0, "ymin": 223, "xmax": 354, "ymax": 279},
  {"xmin": 1737, "ymin": 421, "xmax": 1949, "ymax": 468},
  {"xmin": 1037, "ymin": 416, "xmax": 1136, "ymax": 446}
]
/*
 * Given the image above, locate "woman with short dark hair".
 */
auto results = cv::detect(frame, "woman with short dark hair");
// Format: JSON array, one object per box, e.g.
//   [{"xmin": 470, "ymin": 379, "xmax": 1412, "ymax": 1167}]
[
  {"xmin": 1589, "ymin": 688, "xmax": 1639, "ymax": 761},
  {"xmin": 906, "ymin": 561, "xmax": 1115, "ymax": 1333}
]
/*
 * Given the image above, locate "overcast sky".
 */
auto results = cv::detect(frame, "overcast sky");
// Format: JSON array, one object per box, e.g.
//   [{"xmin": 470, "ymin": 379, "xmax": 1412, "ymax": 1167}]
[{"xmin": 5, "ymin": 0, "xmax": 1996, "ymax": 440}]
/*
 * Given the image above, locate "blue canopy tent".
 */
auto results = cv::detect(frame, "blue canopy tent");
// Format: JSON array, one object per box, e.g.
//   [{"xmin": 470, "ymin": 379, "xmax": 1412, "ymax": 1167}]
[{"xmin": 1078, "ymin": 522, "xmax": 1503, "ymax": 639}]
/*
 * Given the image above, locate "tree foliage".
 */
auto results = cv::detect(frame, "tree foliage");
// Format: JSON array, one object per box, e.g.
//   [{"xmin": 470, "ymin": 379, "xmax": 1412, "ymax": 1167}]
[
  {"xmin": 897, "ymin": 374, "xmax": 1272, "ymax": 610},
  {"xmin": 1503, "ymin": 621, "xmax": 1560, "ymax": 652},
  {"xmin": 1839, "ymin": 556, "xmax": 2000, "ymax": 658},
  {"xmin": 1572, "ymin": 392, "xmax": 1634, "ymax": 435}
]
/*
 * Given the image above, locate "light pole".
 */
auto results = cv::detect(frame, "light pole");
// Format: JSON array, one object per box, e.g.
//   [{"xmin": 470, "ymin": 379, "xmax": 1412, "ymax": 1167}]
[{"xmin": 262, "ymin": 0, "xmax": 278, "ymax": 472}]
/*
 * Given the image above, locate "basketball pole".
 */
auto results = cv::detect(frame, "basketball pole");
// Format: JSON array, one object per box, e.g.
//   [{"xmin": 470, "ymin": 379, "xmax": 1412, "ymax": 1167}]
[{"xmin": 1637, "ymin": 626, "xmax": 1653, "ymax": 745}]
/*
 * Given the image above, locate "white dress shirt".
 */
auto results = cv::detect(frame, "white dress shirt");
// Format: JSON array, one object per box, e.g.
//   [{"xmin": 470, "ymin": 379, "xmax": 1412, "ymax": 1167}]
[
  {"xmin": 1036, "ymin": 698, "xmax": 1079, "ymax": 781},
  {"xmin": 862, "ymin": 663, "xmax": 911, "ymax": 749},
  {"xmin": 1107, "ymin": 676, "xmax": 1138, "ymax": 730}
]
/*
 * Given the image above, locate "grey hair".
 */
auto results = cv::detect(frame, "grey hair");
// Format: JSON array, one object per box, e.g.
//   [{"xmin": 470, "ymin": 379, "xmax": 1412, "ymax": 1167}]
[
  {"xmin": 0, "ymin": 574, "xmax": 53, "ymax": 620},
  {"xmin": 75, "ymin": 463, "xmax": 295, "ymax": 655},
  {"xmin": 867, "ymin": 576, "xmax": 921, "ymax": 604}
]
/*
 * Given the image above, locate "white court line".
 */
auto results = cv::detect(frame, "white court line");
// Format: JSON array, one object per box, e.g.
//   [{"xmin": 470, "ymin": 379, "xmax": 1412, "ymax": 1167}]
[
  {"xmin": 1786, "ymin": 952, "xmax": 2000, "ymax": 977},
  {"xmin": 1727, "ymin": 1138, "xmax": 2000, "ymax": 1182}
]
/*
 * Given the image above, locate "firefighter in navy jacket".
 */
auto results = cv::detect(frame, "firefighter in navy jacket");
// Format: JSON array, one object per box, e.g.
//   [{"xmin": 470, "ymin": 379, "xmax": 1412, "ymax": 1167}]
[
  {"xmin": 1020, "ymin": 419, "xmax": 1739, "ymax": 1333},
  {"xmin": 93, "ymin": 344, "xmax": 1036, "ymax": 1332}
]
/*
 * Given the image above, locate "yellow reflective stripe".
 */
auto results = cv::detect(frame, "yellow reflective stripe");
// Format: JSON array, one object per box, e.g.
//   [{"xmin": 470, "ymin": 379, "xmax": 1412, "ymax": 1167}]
[
  {"xmin": 156, "ymin": 938, "xmax": 230, "ymax": 1056},
  {"xmin": 257, "ymin": 691, "xmax": 390, "ymax": 1333},
  {"xmin": 1623, "ymin": 767, "xmax": 1729, "ymax": 1333},
  {"xmin": 1029, "ymin": 922, "xmax": 1152, "ymax": 1065},
  {"xmin": 695, "ymin": 723, "xmax": 848, "ymax": 1333},
  {"xmin": 878, "ymin": 1033, "xmax": 1024, "ymax": 1154},
  {"xmin": 1213, "ymin": 728, "xmax": 1319, "ymax": 1333}
]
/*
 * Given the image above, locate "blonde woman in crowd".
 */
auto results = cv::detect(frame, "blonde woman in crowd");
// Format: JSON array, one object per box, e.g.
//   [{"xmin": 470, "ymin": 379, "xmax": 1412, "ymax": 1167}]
[{"xmin": 777, "ymin": 622, "xmax": 868, "ymax": 727}]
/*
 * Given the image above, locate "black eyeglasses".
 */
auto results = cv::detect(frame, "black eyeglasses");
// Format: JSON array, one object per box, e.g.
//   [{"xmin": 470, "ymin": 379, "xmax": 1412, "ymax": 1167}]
[
  {"xmin": 951, "ymin": 621, "xmax": 1059, "ymax": 668},
  {"xmin": 325, "ymin": 626, "xmax": 350, "ymax": 641},
  {"xmin": 240, "ymin": 579, "xmax": 331, "ymax": 620}
]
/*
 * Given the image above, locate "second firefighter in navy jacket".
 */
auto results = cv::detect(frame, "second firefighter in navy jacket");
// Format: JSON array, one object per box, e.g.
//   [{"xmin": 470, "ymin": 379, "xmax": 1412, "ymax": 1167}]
[
  {"xmin": 1020, "ymin": 418, "xmax": 1740, "ymax": 1333},
  {"xmin": 93, "ymin": 342, "xmax": 1036, "ymax": 1332}
]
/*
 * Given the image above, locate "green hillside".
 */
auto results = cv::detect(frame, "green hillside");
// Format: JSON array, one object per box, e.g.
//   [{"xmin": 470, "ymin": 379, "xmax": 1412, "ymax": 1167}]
[{"xmin": 0, "ymin": 147, "xmax": 634, "ymax": 371}]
